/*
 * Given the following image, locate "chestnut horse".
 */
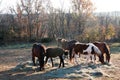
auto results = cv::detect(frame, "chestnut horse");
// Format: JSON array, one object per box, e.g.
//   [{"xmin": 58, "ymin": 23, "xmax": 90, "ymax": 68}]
[
  {"xmin": 93, "ymin": 42, "xmax": 110, "ymax": 63},
  {"xmin": 32, "ymin": 43, "xmax": 45, "ymax": 71},
  {"xmin": 72, "ymin": 42, "xmax": 104, "ymax": 64}
]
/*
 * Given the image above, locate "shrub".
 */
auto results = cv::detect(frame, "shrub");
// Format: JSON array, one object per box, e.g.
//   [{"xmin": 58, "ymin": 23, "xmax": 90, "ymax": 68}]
[{"xmin": 40, "ymin": 37, "xmax": 53, "ymax": 43}]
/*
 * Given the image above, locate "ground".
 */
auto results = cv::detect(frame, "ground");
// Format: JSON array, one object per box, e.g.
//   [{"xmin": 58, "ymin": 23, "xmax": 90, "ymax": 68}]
[{"xmin": 0, "ymin": 43, "xmax": 120, "ymax": 80}]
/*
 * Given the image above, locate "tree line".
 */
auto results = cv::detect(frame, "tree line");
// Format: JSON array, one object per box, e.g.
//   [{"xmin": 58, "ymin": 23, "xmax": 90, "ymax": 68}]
[{"xmin": 0, "ymin": 0, "xmax": 119, "ymax": 45}]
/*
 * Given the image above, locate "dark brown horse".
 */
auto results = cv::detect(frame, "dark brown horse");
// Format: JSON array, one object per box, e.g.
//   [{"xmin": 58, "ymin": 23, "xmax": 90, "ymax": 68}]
[
  {"xmin": 44, "ymin": 47, "xmax": 68, "ymax": 68},
  {"xmin": 32, "ymin": 43, "xmax": 45, "ymax": 71},
  {"xmin": 72, "ymin": 42, "xmax": 104, "ymax": 64},
  {"xmin": 57, "ymin": 38, "xmax": 78, "ymax": 61},
  {"xmin": 93, "ymin": 42, "xmax": 110, "ymax": 63}
]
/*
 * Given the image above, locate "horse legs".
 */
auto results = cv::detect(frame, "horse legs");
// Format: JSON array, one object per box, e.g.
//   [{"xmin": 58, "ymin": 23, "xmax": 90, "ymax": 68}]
[
  {"xmin": 106, "ymin": 54, "xmax": 110, "ymax": 63},
  {"xmin": 90, "ymin": 55, "xmax": 92, "ymax": 61},
  {"xmin": 90, "ymin": 54, "xmax": 96, "ymax": 63},
  {"xmin": 50, "ymin": 58, "xmax": 54, "ymax": 67},
  {"xmin": 38, "ymin": 58, "xmax": 42, "ymax": 71},
  {"xmin": 32, "ymin": 56, "xmax": 36, "ymax": 66},
  {"xmin": 45, "ymin": 56, "xmax": 49, "ymax": 65},
  {"xmin": 45, "ymin": 57, "xmax": 54, "ymax": 67},
  {"xmin": 41, "ymin": 56, "xmax": 44, "ymax": 70},
  {"xmin": 59, "ymin": 56, "xmax": 64, "ymax": 68},
  {"xmin": 92, "ymin": 55, "xmax": 96, "ymax": 63},
  {"xmin": 74, "ymin": 54, "xmax": 79, "ymax": 64},
  {"xmin": 38, "ymin": 57, "xmax": 44, "ymax": 71},
  {"xmin": 85, "ymin": 54, "xmax": 91, "ymax": 63},
  {"xmin": 69, "ymin": 49, "xmax": 73, "ymax": 62},
  {"xmin": 94, "ymin": 54, "xmax": 96, "ymax": 61},
  {"xmin": 70, "ymin": 49, "xmax": 76, "ymax": 63}
]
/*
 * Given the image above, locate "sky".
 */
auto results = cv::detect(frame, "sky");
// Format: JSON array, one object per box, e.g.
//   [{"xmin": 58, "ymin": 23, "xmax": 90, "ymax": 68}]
[
  {"xmin": 92, "ymin": 0, "xmax": 120, "ymax": 12},
  {"xmin": 0, "ymin": 0, "xmax": 120, "ymax": 13}
]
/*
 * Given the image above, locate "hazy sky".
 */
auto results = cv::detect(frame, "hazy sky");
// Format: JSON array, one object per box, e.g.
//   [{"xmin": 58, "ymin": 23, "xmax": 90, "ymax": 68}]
[
  {"xmin": 92, "ymin": 0, "xmax": 120, "ymax": 12},
  {"xmin": 1, "ymin": 0, "xmax": 120, "ymax": 13}
]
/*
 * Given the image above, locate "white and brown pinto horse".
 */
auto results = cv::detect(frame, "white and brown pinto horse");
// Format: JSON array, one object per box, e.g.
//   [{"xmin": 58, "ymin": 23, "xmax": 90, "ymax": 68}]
[{"xmin": 72, "ymin": 42, "xmax": 104, "ymax": 64}]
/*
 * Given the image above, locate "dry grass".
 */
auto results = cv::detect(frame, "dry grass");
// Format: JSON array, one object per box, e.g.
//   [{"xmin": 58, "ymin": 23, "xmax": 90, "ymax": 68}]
[{"xmin": 0, "ymin": 43, "xmax": 120, "ymax": 80}]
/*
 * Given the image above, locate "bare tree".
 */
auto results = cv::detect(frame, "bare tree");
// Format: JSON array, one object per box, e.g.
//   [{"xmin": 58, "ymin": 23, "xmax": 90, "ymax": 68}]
[
  {"xmin": 9, "ymin": 0, "xmax": 50, "ymax": 41},
  {"xmin": 20, "ymin": 0, "xmax": 34, "ymax": 41},
  {"xmin": 71, "ymin": 0, "xmax": 95, "ymax": 35}
]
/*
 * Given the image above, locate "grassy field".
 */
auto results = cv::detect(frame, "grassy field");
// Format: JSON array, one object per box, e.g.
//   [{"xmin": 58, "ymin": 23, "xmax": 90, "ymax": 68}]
[{"xmin": 0, "ymin": 42, "xmax": 120, "ymax": 80}]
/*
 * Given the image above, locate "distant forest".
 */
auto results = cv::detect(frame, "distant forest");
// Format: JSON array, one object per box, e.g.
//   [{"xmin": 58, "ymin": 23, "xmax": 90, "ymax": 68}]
[{"xmin": 0, "ymin": 0, "xmax": 120, "ymax": 45}]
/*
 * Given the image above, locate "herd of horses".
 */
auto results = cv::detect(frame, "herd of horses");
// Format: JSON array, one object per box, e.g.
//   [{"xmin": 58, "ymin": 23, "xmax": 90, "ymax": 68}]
[{"xmin": 32, "ymin": 38, "xmax": 111, "ymax": 71}]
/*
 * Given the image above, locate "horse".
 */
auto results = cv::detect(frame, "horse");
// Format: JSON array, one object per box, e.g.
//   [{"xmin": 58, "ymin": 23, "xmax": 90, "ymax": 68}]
[
  {"xmin": 57, "ymin": 38, "xmax": 78, "ymax": 61},
  {"xmin": 57, "ymin": 38, "xmax": 66, "ymax": 47},
  {"xmin": 44, "ymin": 47, "xmax": 68, "ymax": 68},
  {"xmin": 72, "ymin": 42, "xmax": 104, "ymax": 64},
  {"xmin": 93, "ymin": 42, "xmax": 110, "ymax": 63},
  {"xmin": 32, "ymin": 43, "xmax": 45, "ymax": 71}
]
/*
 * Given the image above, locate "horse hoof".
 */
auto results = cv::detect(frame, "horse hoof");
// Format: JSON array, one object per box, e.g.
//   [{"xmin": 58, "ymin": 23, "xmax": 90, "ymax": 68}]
[
  {"xmin": 58, "ymin": 66, "xmax": 61, "ymax": 68},
  {"xmin": 40, "ymin": 68, "xmax": 45, "ymax": 71},
  {"xmin": 39, "ymin": 69, "xmax": 43, "ymax": 71},
  {"xmin": 33, "ymin": 64, "xmax": 36, "ymax": 66}
]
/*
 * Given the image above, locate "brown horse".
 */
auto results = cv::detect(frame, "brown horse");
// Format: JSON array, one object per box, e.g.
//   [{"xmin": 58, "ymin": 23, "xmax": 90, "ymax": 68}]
[
  {"xmin": 72, "ymin": 42, "xmax": 104, "ymax": 64},
  {"xmin": 93, "ymin": 42, "xmax": 110, "ymax": 63},
  {"xmin": 57, "ymin": 38, "xmax": 78, "ymax": 61},
  {"xmin": 32, "ymin": 43, "xmax": 45, "ymax": 71},
  {"xmin": 44, "ymin": 47, "xmax": 68, "ymax": 68},
  {"xmin": 45, "ymin": 47, "xmax": 68, "ymax": 68}
]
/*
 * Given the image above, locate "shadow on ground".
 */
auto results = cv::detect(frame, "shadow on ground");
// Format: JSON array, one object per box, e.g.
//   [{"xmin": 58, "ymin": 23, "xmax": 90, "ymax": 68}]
[{"xmin": 0, "ymin": 60, "xmax": 114, "ymax": 80}]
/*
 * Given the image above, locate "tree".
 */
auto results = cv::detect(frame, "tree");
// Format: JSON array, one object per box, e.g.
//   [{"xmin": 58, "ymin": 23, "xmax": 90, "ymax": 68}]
[
  {"xmin": 105, "ymin": 23, "xmax": 115, "ymax": 40},
  {"xmin": 71, "ymin": 0, "xmax": 95, "ymax": 36},
  {"xmin": 98, "ymin": 26, "xmax": 106, "ymax": 41},
  {"xmin": 9, "ymin": 0, "xmax": 51, "ymax": 42}
]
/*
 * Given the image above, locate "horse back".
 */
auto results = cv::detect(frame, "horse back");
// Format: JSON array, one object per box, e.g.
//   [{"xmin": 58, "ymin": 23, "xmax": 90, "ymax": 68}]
[
  {"xmin": 93, "ymin": 42, "xmax": 110, "ymax": 54},
  {"xmin": 32, "ymin": 43, "xmax": 45, "ymax": 58},
  {"xmin": 73, "ymin": 43, "xmax": 89, "ymax": 54},
  {"xmin": 45, "ymin": 47, "xmax": 64, "ymax": 57}
]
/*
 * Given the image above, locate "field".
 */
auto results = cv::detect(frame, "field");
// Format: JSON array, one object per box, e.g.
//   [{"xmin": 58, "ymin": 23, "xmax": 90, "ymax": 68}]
[{"xmin": 0, "ymin": 42, "xmax": 120, "ymax": 80}]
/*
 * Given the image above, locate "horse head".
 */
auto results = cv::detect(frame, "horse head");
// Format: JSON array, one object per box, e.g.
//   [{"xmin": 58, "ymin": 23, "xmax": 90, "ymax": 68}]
[{"xmin": 98, "ymin": 54, "xmax": 104, "ymax": 64}]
